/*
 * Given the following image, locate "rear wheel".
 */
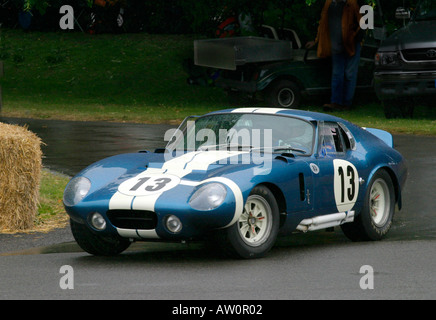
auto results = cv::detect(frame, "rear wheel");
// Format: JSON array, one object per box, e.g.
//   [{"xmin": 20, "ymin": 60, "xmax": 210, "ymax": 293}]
[
  {"xmin": 70, "ymin": 219, "xmax": 130, "ymax": 256},
  {"xmin": 218, "ymin": 185, "xmax": 280, "ymax": 259},
  {"xmin": 341, "ymin": 170, "xmax": 395, "ymax": 241},
  {"xmin": 266, "ymin": 80, "xmax": 302, "ymax": 109}
]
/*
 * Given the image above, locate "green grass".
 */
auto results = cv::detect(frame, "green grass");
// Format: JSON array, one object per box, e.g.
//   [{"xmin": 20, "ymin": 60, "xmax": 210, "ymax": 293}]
[
  {"xmin": 0, "ymin": 29, "xmax": 227, "ymax": 124},
  {"xmin": 326, "ymin": 100, "xmax": 436, "ymax": 136},
  {"xmin": 2, "ymin": 30, "xmax": 436, "ymax": 137},
  {"xmin": 35, "ymin": 169, "xmax": 70, "ymax": 231},
  {"xmin": 1, "ymin": 29, "xmax": 436, "ymax": 134}
]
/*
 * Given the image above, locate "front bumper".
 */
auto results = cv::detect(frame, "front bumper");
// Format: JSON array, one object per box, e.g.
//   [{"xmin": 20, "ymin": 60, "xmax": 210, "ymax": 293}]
[
  {"xmin": 65, "ymin": 183, "xmax": 240, "ymax": 242},
  {"xmin": 374, "ymin": 70, "xmax": 436, "ymax": 99}
]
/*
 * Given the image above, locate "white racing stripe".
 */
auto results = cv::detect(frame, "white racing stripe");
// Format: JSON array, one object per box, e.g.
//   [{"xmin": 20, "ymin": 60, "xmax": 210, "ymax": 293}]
[
  {"xmin": 231, "ymin": 107, "xmax": 287, "ymax": 114},
  {"xmin": 108, "ymin": 152, "xmax": 201, "ymax": 210},
  {"xmin": 253, "ymin": 108, "xmax": 287, "ymax": 114},
  {"xmin": 117, "ymin": 228, "xmax": 160, "ymax": 240},
  {"xmin": 231, "ymin": 107, "xmax": 259, "ymax": 113},
  {"xmin": 108, "ymin": 191, "xmax": 135, "ymax": 210},
  {"xmin": 109, "ymin": 150, "xmax": 248, "ymax": 238}
]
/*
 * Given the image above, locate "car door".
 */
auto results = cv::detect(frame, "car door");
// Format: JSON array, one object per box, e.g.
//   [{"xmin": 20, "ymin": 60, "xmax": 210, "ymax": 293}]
[
  {"xmin": 313, "ymin": 121, "xmax": 361, "ymax": 215},
  {"xmin": 287, "ymin": 160, "xmax": 315, "ymax": 214}
]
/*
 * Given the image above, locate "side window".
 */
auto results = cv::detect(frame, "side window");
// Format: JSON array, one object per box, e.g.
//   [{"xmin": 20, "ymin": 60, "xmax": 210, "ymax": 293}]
[{"xmin": 320, "ymin": 122, "xmax": 345, "ymax": 155}]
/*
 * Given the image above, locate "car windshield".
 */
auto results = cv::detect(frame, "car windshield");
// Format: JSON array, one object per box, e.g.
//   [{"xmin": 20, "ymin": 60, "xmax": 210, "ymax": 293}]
[
  {"xmin": 167, "ymin": 113, "xmax": 315, "ymax": 155},
  {"xmin": 414, "ymin": 0, "xmax": 436, "ymax": 21}
]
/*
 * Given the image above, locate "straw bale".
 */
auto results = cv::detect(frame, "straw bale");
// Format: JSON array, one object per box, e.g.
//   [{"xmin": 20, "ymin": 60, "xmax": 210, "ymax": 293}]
[{"xmin": 0, "ymin": 122, "xmax": 43, "ymax": 231}]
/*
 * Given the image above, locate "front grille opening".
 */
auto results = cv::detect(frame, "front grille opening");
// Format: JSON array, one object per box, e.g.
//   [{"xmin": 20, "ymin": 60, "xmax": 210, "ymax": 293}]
[
  {"xmin": 402, "ymin": 48, "xmax": 436, "ymax": 61},
  {"xmin": 106, "ymin": 210, "xmax": 157, "ymax": 230}
]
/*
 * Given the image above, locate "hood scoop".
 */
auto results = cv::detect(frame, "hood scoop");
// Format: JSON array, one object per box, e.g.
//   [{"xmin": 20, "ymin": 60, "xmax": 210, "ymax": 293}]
[{"xmin": 275, "ymin": 153, "xmax": 295, "ymax": 163}]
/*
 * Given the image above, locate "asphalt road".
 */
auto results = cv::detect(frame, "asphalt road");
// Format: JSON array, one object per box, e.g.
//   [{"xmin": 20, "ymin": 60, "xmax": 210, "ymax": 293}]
[
  {"xmin": 0, "ymin": 238, "xmax": 435, "ymax": 300},
  {"xmin": 0, "ymin": 118, "xmax": 435, "ymax": 300}
]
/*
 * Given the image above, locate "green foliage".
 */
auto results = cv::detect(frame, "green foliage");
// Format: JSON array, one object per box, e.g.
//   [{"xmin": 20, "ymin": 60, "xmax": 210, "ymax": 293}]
[
  {"xmin": 6, "ymin": 0, "xmax": 423, "ymax": 38},
  {"xmin": 23, "ymin": 0, "xmax": 50, "ymax": 14},
  {"xmin": 1, "ymin": 30, "xmax": 435, "ymax": 136}
]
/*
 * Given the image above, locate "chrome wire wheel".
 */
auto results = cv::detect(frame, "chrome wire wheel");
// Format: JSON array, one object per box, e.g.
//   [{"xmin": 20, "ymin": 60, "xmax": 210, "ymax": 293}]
[
  {"xmin": 238, "ymin": 195, "xmax": 273, "ymax": 247},
  {"xmin": 341, "ymin": 170, "xmax": 395, "ymax": 242},
  {"xmin": 369, "ymin": 178, "xmax": 391, "ymax": 227}
]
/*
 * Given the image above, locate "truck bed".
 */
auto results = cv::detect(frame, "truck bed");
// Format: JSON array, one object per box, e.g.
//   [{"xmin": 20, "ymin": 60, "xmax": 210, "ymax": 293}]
[{"xmin": 194, "ymin": 37, "xmax": 293, "ymax": 70}]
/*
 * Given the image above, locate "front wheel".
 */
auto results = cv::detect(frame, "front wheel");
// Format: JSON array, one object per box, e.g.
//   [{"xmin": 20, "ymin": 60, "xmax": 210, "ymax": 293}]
[
  {"xmin": 341, "ymin": 170, "xmax": 395, "ymax": 241},
  {"xmin": 218, "ymin": 185, "xmax": 280, "ymax": 259},
  {"xmin": 70, "ymin": 219, "xmax": 131, "ymax": 256}
]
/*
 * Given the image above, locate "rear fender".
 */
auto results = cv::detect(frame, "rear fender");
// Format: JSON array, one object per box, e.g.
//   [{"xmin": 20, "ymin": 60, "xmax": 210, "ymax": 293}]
[
  {"xmin": 366, "ymin": 164, "xmax": 402, "ymax": 210},
  {"xmin": 364, "ymin": 128, "xmax": 394, "ymax": 148}
]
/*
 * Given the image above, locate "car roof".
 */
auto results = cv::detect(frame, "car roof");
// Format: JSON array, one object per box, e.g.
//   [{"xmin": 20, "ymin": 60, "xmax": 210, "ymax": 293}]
[{"xmin": 207, "ymin": 107, "xmax": 345, "ymax": 123}]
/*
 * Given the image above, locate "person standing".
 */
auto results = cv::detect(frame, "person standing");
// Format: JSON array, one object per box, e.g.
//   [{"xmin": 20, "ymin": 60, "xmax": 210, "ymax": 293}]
[{"xmin": 306, "ymin": 0, "xmax": 364, "ymax": 111}]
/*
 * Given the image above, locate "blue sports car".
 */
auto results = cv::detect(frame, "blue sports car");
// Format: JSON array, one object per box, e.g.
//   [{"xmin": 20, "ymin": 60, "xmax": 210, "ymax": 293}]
[{"xmin": 63, "ymin": 108, "xmax": 407, "ymax": 258}]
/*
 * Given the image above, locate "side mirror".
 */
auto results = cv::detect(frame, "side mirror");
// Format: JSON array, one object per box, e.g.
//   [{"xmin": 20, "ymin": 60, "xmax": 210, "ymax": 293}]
[{"xmin": 395, "ymin": 7, "xmax": 411, "ymax": 20}]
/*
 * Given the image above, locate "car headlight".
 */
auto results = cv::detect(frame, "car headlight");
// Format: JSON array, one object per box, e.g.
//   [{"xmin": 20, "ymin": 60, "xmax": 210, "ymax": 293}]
[
  {"xmin": 63, "ymin": 177, "xmax": 91, "ymax": 207},
  {"xmin": 375, "ymin": 52, "xmax": 400, "ymax": 66},
  {"xmin": 189, "ymin": 183, "xmax": 227, "ymax": 211}
]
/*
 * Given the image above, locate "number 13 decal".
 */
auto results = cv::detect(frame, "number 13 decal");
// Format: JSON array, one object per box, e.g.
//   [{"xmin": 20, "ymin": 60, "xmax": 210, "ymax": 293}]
[
  {"xmin": 333, "ymin": 160, "xmax": 359, "ymax": 212},
  {"xmin": 118, "ymin": 174, "xmax": 181, "ymax": 196}
]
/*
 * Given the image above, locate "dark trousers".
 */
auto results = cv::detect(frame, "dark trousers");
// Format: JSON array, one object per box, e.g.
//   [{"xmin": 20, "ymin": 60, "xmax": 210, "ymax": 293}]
[{"xmin": 331, "ymin": 43, "xmax": 361, "ymax": 107}]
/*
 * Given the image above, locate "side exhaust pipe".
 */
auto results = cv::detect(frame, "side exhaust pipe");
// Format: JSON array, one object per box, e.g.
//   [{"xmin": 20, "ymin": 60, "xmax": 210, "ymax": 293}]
[{"xmin": 297, "ymin": 211, "xmax": 355, "ymax": 232}]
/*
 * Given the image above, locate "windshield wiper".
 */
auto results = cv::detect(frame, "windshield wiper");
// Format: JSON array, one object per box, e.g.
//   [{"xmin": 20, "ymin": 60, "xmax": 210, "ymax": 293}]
[
  {"xmin": 198, "ymin": 143, "xmax": 253, "ymax": 151},
  {"xmin": 252, "ymin": 146, "xmax": 307, "ymax": 154},
  {"xmin": 198, "ymin": 144, "xmax": 307, "ymax": 154},
  {"xmin": 273, "ymin": 146, "xmax": 307, "ymax": 154}
]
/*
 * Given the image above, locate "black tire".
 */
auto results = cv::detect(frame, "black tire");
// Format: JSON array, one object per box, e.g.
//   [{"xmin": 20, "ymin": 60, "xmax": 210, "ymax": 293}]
[
  {"xmin": 70, "ymin": 219, "xmax": 131, "ymax": 256},
  {"xmin": 216, "ymin": 185, "xmax": 280, "ymax": 259},
  {"xmin": 341, "ymin": 170, "xmax": 395, "ymax": 241},
  {"xmin": 266, "ymin": 80, "xmax": 302, "ymax": 109}
]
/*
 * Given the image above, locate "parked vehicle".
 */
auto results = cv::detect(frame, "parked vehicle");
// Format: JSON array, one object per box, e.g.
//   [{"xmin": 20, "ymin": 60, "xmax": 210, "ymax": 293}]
[
  {"xmin": 194, "ymin": 25, "xmax": 379, "ymax": 109},
  {"xmin": 374, "ymin": 0, "xmax": 436, "ymax": 118}
]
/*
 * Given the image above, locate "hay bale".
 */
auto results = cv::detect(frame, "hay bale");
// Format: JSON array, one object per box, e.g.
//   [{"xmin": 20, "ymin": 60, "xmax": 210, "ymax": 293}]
[{"xmin": 0, "ymin": 122, "xmax": 43, "ymax": 231}]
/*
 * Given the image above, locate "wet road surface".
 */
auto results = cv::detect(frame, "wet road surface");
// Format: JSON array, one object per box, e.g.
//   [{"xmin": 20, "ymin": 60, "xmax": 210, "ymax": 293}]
[
  {"xmin": 1, "ymin": 117, "xmax": 173, "ymax": 176},
  {"xmin": 0, "ymin": 238, "xmax": 435, "ymax": 300},
  {"xmin": 0, "ymin": 117, "xmax": 435, "ymax": 300}
]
